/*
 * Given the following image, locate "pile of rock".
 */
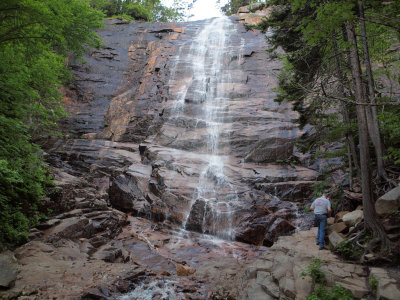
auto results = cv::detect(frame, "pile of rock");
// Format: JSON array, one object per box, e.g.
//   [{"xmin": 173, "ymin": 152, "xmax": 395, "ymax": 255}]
[
  {"xmin": 327, "ymin": 185, "xmax": 400, "ymax": 251},
  {"xmin": 327, "ymin": 207, "xmax": 364, "ymax": 248}
]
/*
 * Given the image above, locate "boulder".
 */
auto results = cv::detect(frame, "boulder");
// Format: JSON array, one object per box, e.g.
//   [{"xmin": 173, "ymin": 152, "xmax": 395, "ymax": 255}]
[
  {"xmin": 375, "ymin": 185, "xmax": 400, "ymax": 216},
  {"xmin": 236, "ymin": 223, "xmax": 268, "ymax": 246},
  {"xmin": 279, "ymin": 277, "xmax": 296, "ymax": 299},
  {"xmin": 45, "ymin": 217, "xmax": 94, "ymax": 241},
  {"xmin": 339, "ymin": 280, "xmax": 369, "ymax": 299},
  {"xmin": 264, "ymin": 218, "xmax": 295, "ymax": 246},
  {"xmin": 0, "ymin": 251, "xmax": 18, "ymax": 289},
  {"xmin": 327, "ymin": 217, "xmax": 335, "ymax": 225},
  {"xmin": 176, "ymin": 264, "xmax": 196, "ymax": 276},
  {"xmin": 238, "ymin": 5, "xmax": 249, "ymax": 13},
  {"xmin": 335, "ymin": 211, "xmax": 350, "ymax": 222},
  {"xmin": 256, "ymin": 271, "xmax": 280, "ymax": 298},
  {"xmin": 327, "ymin": 222, "xmax": 347, "ymax": 234},
  {"xmin": 370, "ymin": 267, "xmax": 400, "ymax": 300},
  {"xmin": 342, "ymin": 210, "xmax": 363, "ymax": 226},
  {"xmin": 185, "ymin": 199, "xmax": 206, "ymax": 233},
  {"xmin": 245, "ymin": 281, "xmax": 274, "ymax": 300},
  {"xmin": 109, "ymin": 173, "xmax": 150, "ymax": 213},
  {"xmin": 329, "ymin": 231, "xmax": 345, "ymax": 248}
]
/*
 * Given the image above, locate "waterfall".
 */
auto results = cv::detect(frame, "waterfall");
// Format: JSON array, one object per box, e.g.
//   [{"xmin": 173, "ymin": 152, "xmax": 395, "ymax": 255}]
[{"xmin": 166, "ymin": 17, "xmax": 241, "ymax": 240}]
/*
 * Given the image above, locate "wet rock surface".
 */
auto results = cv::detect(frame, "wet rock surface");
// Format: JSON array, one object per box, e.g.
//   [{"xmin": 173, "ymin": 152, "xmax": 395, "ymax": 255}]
[{"xmin": 42, "ymin": 17, "xmax": 318, "ymax": 245}]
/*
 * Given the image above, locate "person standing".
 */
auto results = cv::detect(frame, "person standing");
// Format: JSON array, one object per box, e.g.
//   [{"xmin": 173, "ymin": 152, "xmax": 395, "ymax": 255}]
[{"xmin": 310, "ymin": 193, "xmax": 332, "ymax": 250}]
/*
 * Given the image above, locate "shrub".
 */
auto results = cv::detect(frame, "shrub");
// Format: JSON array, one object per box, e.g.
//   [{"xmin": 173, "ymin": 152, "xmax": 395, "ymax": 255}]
[
  {"xmin": 306, "ymin": 284, "xmax": 353, "ymax": 300},
  {"xmin": 126, "ymin": 3, "xmax": 152, "ymax": 21},
  {"xmin": 336, "ymin": 239, "xmax": 363, "ymax": 260},
  {"xmin": 301, "ymin": 258, "xmax": 326, "ymax": 284}
]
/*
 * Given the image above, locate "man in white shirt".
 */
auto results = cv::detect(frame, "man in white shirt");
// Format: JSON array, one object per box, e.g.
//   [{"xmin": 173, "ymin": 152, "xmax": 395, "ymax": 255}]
[{"xmin": 310, "ymin": 193, "xmax": 332, "ymax": 250}]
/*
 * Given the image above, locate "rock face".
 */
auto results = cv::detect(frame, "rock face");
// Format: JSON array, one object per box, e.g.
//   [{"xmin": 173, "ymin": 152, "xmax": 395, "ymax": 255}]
[
  {"xmin": 42, "ymin": 17, "xmax": 318, "ymax": 246},
  {"xmin": 236, "ymin": 4, "xmax": 272, "ymax": 25}
]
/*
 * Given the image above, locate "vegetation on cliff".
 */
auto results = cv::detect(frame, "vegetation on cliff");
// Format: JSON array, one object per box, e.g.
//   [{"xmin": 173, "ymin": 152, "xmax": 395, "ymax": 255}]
[
  {"xmin": 256, "ymin": 0, "xmax": 400, "ymax": 260},
  {"xmin": 0, "ymin": 0, "xmax": 104, "ymax": 247},
  {"xmin": 90, "ymin": 0, "xmax": 190, "ymax": 21}
]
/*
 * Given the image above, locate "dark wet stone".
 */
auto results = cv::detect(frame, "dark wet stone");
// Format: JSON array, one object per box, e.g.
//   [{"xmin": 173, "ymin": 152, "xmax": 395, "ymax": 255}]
[
  {"xmin": 264, "ymin": 218, "xmax": 296, "ymax": 247},
  {"xmin": 185, "ymin": 199, "xmax": 206, "ymax": 233}
]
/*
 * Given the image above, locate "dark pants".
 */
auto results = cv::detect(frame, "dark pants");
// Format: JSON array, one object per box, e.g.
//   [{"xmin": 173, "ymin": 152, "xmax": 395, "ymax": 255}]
[{"xmin": 315, "ymin": 214, "xmax": 327, "ymax": 248}]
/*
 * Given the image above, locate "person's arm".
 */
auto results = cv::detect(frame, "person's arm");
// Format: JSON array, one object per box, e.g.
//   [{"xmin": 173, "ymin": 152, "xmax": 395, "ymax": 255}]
[
  {"xmin": 310, "ymin": 205, "xmax": 315, "ymax": 211},
  {"xmin": 327, "ymin": 200, "xmax": 332, "ymax": 217}
]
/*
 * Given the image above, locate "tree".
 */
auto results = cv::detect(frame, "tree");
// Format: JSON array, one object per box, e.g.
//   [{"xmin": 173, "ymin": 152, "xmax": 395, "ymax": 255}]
[
  {"xmin": 0, "ymin": 0, "xmax": 103, "ymax": 246},
  {"xmin": 90, "ymin": 0, "xmax": 186, "ymax": 21},
  {"xmin": 264, "ymin": 0, "xmax": 400, "ymax": 257}
]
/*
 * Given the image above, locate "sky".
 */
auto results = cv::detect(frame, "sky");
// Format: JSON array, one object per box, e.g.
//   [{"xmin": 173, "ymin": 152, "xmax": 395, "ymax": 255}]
[{"xmin": 162, "ymin": 0, "xmax": 230, "ymax": 21}]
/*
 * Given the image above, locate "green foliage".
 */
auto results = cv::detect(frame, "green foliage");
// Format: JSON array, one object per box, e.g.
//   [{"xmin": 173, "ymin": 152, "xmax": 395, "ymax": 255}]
[
  {"xmin": 379, "ymin": 106, "xmax": 400, "ymax": 164},
  {"xmin": 311, "ymin": 182, "xmax": 330, "ymax": 198},
  {"xmin": 301, "ymin": 258, "xmax": 326, "ymax": 284},
  {"xmin": 369, "ymin": 274, "xmax": 378, "ymax": 296},
  {"xmin": 91, "ymin": 0, "xmax": 184, "ymax": 22},
  {"xmin": 306, "ymin": 284, "xmax": 353, "ymax": 300},
  {"xmin": 265, "ymin": 1, "xmax": 400, "ymax": 222},
  {"xmin": 249, "ymin": 3, "xmax": 265, "ymax": 13},
  {"xmin": 336, "ymin": 239, "xmax": 363, "ymax": 260},
  {"xmin": 302, "ymin": 258, "xmax": 353, "ymax": 299},
  {"xmin": 0, "ymin": 0, "xmax": 103, "ymax": 247},
  {"xmin": 0, "ymin": 117, "xmax": 51, "ymax": 245},
  {"xmin": 126, "ymin": 2, "xmax": 152, "ymax": 21},
  {"xmin": 221, "ymin": 0, "xmax": 250, "ymax": 16}
]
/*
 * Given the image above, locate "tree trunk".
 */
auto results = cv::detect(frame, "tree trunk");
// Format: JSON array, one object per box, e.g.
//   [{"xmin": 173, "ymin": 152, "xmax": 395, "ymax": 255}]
[
  {"xmin": 358, "ymin": 0, "xmax": 388, "ymax": 181},
  {"xmin": 345, "ymin": 21, "xmax": 389, "ymax": 249},
  {"xmin": 347, "ymin": 143, "xmax": 353, "ymax": 191},
  {"xmin": 332, "ymin": 32, "xmax": 360, "ymax": 175}
]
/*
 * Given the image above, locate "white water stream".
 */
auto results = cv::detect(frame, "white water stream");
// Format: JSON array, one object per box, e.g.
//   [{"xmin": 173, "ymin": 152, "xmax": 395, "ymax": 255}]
[
  {"xmin": 180, "ymin": 17, "xmax": 240, "ymax": 239},
  {"xmin": 155, "ymin": 17, "xmax": 245, "ymax": 240}
]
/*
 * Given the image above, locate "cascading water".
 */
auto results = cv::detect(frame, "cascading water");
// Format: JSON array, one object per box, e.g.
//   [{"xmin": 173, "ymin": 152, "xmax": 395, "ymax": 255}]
[
  {"xmin": 186, "ymin": 17, "xmax": 238, "ymax": 240},
  {"xmin": 165, "ymin": 17, "xmax": 242, "ymax": 240}
]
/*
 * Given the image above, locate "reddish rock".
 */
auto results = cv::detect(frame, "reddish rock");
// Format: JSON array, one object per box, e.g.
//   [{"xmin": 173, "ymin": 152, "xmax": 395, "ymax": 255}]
[
  {"xmin": 176, "ymin": 264, "xmax": 196, "ymax": 276},
  {"xmin": 264, "ymin": 218, "xmax": 296, "ymax": 247},
  {"xmin": 235, "ymin": 223, "xmax": 268, "ymax": 245},
  {"xmin": 185, "ymin": 199, "xmax": 206, "ymax": 233}
]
